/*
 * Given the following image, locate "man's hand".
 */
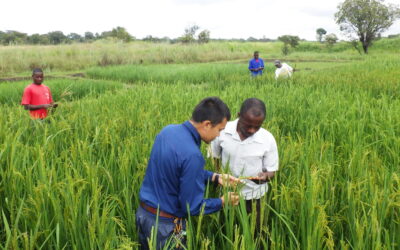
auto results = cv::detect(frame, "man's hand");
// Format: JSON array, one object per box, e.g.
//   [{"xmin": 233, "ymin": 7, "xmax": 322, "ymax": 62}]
[
  {"xmin": 247, "ymin": 171, "xmax": 275, "ymax": 183},
  {"xmin": 218, "ymin": 174, "xmax": 244, "ymax": 187},
  {"xmin": 246, "ymin": 172, "xmax": 275, "ymax": 184},
  {"xmin": 220, "ymin": 192, "xmax": 240, "ymax": 207}
]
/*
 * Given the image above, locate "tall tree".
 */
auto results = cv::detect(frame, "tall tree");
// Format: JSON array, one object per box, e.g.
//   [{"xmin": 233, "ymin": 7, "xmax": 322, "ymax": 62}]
[
  {"xmin": 110, "ymin": 27, "xmax": 133, "ymax": 42},
  {"xmin": 48, "ymin": 31, "xmax": 66, "ymax": 44},
  {"xmin": 28, "ymin": 34, "xmax": 42, "ymax": 44},
  {"xmin": 84, "ymin": 32, "xmax": 95, "ymax": 41},
  {"xmin": 67, "ymin": 33, "xmax": 83, "ymax": 42},
  {"xmin": 278, "ymin": 35, "xmax": 300, "ymax": 55},
  {"xmin": 325, "ymin": 33, "xmax": 339, "ymax": 47},
  {"xmin": 198, "ymin": 30, "xmax": 210, "ymax": 43},
  {"xmin": 278, "ymin": 35, "xmax": 300, "ymax": 47},
  {"xmin": 316, "ymin": 28, "xmax": 327, "ymax": 42},
  {"xmin": 1, "ymin": 31, "xmax": 28, "ymax": 45},
  {"xmin": 180, "ymin": 25, "xmax": 199, "ymax": 43},
  {"xmin": 335, "ymin": 0, "xmax": 400, "ymax": 53}
]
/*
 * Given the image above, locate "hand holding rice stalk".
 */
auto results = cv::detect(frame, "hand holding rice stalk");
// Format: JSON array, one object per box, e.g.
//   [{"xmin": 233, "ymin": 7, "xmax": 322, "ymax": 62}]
[
  {"xmin": 239, "ymin": 168, "xmax": 270, "ymax": 183},
  {"xmin": 218, "ymin": 173, "xmax": 245, "ymax": 187}
]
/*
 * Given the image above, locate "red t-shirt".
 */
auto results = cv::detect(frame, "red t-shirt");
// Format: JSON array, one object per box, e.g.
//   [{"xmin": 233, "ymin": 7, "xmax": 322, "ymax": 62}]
[{"xmin": 21, "ymin": 83, "xmax": 53, "ymax": 119}]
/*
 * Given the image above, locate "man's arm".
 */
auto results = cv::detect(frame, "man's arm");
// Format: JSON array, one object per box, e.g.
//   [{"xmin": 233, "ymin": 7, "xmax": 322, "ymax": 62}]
[
  {"xmin": 179, "ymin": 155, "xmax": 223, "ymax": 215},
  {"xmin": 275, "ymin": 69, "xmax": 280, "ymax": 79},
  {"xmin": 179, "ymin": 155, "xmax": 240, "ymax": 216},
  {"xmin": 285, "ymin": 64, "xmax": 293, "ymax": 73},
  {"xmin": 249, "ymin": 60, "xmax": 258, "ymax": 72},
  {"xmin": 260, "ymin": 137, "xmax": 279, "ymax": 181}
]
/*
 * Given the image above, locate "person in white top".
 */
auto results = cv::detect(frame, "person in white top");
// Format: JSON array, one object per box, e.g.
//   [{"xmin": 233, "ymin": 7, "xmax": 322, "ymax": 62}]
[
  {"xmin": 274, "ymin": 60, "xmax": 293, "ymax": 79},
  {"xmin": 210, "ymin": 98, "xmax": 279, "ymax": 233}
]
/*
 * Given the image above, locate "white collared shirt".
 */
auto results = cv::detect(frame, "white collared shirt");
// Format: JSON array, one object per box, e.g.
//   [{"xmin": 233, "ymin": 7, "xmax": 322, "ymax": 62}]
[
  {"xmin": 275, "ymin": 63, "xmax": 293, "ymax": 79},
  {"xmin": 210, "ymin": 119, "xmax": 279, "ymax": 200}
]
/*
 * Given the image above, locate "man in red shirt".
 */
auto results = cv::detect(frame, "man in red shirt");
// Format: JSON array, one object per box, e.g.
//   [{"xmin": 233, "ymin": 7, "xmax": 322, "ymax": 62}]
[{"xmin": 21, "ymin": 68, "xmax": 58, "ymax": 119}]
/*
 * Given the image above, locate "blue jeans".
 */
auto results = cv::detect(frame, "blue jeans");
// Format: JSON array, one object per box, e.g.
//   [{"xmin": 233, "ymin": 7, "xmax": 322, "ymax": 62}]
[{"xmin": 136, "ymin": 206, "xmax": 186, "ymax": 250}]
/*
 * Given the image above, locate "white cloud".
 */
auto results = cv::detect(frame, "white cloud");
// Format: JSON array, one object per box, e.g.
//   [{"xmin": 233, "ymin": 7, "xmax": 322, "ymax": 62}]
[{"xmin": 0, "ymin": 0, "xmax": 399, "ymax": 40}]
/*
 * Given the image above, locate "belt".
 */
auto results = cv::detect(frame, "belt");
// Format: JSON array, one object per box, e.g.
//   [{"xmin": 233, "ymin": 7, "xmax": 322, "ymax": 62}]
[
  {"xmin": 140, "ymin": 202, "xmax": 184, "ymax": 248},
  {"xmin": 140, "ymin": 202, "xmax": 177, "ymax": 219}
]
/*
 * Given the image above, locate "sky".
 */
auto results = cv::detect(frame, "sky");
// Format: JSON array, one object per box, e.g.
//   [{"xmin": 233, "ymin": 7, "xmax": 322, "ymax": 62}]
[{"xmin": 1, "ymin": 0, "xmax": 399, "ymax": 41}]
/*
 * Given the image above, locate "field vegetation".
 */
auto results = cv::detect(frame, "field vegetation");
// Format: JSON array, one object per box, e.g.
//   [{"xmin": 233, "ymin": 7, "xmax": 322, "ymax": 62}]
[
  {"xmin": 1, "ymin": 37, "xmax": 399, "ymax": 77},
  {"xmin": 0, "ymin": 39, "xmax": 399, "ymax": 249}
]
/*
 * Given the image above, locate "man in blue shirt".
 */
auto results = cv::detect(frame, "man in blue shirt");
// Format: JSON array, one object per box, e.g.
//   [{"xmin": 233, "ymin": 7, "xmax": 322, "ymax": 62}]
[
  {"xmin": 248, "ymin": 51, "xmax": 264, "ymax": 76},
  {"xmin": 137, "ymin": 97, "xmax": 241, "ymax": 249}
]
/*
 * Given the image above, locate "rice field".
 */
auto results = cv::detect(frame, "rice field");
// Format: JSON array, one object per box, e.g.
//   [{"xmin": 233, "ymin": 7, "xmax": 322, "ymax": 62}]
[{"xmin": 0, "ymin": 42, "xmax": 399, "ymax": 249}]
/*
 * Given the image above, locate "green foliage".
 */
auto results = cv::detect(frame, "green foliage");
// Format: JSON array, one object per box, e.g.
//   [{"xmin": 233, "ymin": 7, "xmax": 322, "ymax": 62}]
[
  {"xmin": 84, "ymin": 32, "xmax": 95, "ymax": 41},
  {"xmin": 110, "ymin": 27, "xmax": 134, "ymax": 42},
  {"xmin": 278, "ymin": 35, "xmax": 300, "ymax": 55},
  {"xmin": 47, "ymin": 31, "xmax": 67, "ymax": 45},
  {"xmin": 0, "ymin": 27, "xmax": 133, "ymax": 46},
  {"xmin": 198, "ymin": 30, "xmax": 211, "ymax": 44},
  {"xmin": 0, "ymin": 79, "xmax": 123, "ymax": 105},
  {"xmin": 281, "ymin": 44, "xmax": 290, "ymax": 55},
  {"xmin": 335, "ymin": 0, "xmax": 400, "ymax": 53},
  {"xmin": 67, "ymin": 33, "xmax": 83, "ymax": 43},
  {"xmin": 325, "ymin": 33, "xmax": 338, "ymax": 48},
  {"xmin": 0, "ymin": 55, "xmax": 399, "ymax": 249},
  {"xmin": 0, "ymin": 30, "xmax": 28, "ymax": 45},
  {"xmin": 0, "ymin": 42, "xmax": 279, "ymax": 76},
  {"xmin": 316, "ymin": 28, "xmax": 327, "ymax": 42},
  {"xmin": 27, "ymin": 34, "xmax": 43, "ymax": 45},
  {"xmin": 387, "ymin": 33, "xmax": 400, "ymax": 38},
  {"xmin": 86, "ymin": 63, "xmax": 259, "ymax": 84},
  {"xmin": 278, "ymin": 35, "xmax": 300, "ymax": 48},
  {"xmin": 180, "ymin": 25, "xmax": 200, "ymax": 43}
]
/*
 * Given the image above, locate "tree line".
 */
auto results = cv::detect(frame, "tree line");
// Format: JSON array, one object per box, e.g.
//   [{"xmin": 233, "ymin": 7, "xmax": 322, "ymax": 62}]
[
  {"xmin": 0, "ymin": 25, "xmax": 279, "ymax": 46},
  {"xmin": 0, "ymin": 27, "xmax": 134, "ymax": 45},
  {"xmin": 1, "ymin": 0, "xmax": 399, "ymax": 54}
]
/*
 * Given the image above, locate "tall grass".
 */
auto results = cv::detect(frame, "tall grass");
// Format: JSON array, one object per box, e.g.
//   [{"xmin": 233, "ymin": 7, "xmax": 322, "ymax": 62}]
[
  {"xmin": 86, "ymin": 63, "xmax": 271, "ymax": 84},
  {"xmin": 0, "ymin": 55, "xmax": 399, "ymax": 249},
  {"xmin": 0, "ymin": 79, "xmax": 123, "ymax": 105},
  {"xmin": 4, "ymin": 38, "xmax": 399, "ymax": 77},
  {"xmin": 0, "ymin": 42, "xmax": 277, "ymax": 77}
]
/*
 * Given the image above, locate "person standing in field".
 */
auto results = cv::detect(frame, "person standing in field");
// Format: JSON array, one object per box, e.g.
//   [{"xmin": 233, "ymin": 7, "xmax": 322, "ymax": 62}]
[
  {"xmin": 21, "ymin": 68, "xmax": 58, "ymax": 119},
  {"xmin": 274, "ymin": 60, "xmax": 293, "ymax": 79},
  {"xmin": 210, "ymin": 98, "xmax": 279, "ymax": 234},
  {"xmin": 136, "ymin": 97, "xmax": 241, "ymax": 250},
  {"xmin": 248, "ymin": 51, "xmax": 264, "ymax": 77}
]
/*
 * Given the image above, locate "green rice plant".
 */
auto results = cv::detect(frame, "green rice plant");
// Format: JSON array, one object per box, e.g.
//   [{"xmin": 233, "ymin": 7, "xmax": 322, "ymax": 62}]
[
  {"xmin": 0, "ymin": 54, "xmax": 399, "ymax": 249},
  {"xmin": 0, "ymin": 78, "xmax": 123, "ymax": 106},
  {"xmin": 3, "ymin": 38, "xmax": 397, "ymax": 77}
]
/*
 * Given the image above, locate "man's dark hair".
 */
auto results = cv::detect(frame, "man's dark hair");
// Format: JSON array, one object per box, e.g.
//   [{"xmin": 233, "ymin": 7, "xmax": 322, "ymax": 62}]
[
  {"xmin": 239, "ymin": 98, "xmax": 266, "ymax": 118},
  {"xmin": 254, "ymin": 51, "xmax": 259, "ymax": 54},
  {"xmin": 192, "ymin": 97, "xmax": 231, "ymax": 125},
  {"xmin": 32, "ymin": 68, "xmax": 43, "ymax": 75}
]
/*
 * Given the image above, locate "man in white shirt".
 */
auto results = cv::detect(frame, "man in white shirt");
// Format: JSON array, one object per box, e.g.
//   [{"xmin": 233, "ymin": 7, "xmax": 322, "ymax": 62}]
[
  {"xmin": 210, "ymin": 98, "xmax": 279, "ymax": 232},
  {"xmin": 274, "ymin": 60, "xmax": 293, "ymax": 79}
]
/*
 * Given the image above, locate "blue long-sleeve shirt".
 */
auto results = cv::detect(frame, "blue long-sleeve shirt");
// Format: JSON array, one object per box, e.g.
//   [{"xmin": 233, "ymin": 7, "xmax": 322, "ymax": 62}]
[
  {"xmin": 139, "ymin": 121, "xmax": 222, "ymax": 218},
  {"xmin": 248, "ymin": 58, "xmax": 264, "ymax": 76}
]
